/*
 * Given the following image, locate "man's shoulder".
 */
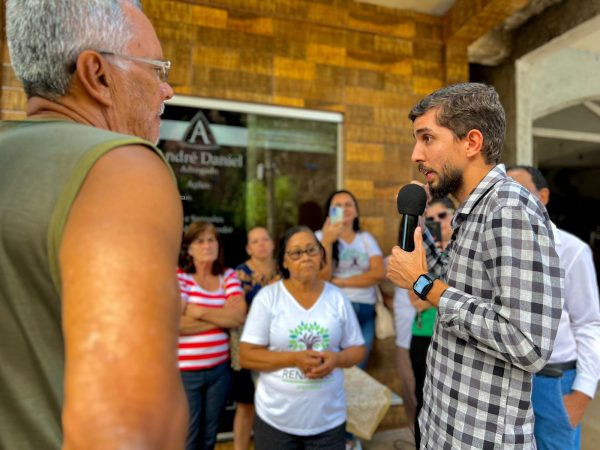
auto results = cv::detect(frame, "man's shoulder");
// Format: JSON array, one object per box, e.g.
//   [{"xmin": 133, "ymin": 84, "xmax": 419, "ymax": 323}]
[
  {"xmin": 462, "ymin": 166, "xmax": 543, "ymax": 220},
  {"xmin": 556, "ymin": 227, "xmax": 593, "ymax": 266},
  {"xmin": 487, "ymin": 176, "xmax": 548, "ymax": 218},
  {"xmin": 556, "ymin": 227, "xmax": 588, "ymax": 249},
  {"xmin": 494, "ymin": 176, "xmax": 534, "ymax": 204},
  {"xmin": 1, "ymin": 119, "xmax": 154, "ymax": 150},
  {"xmin": 55, "ymin": 121, "xmax": 154, "ymax": 149}
]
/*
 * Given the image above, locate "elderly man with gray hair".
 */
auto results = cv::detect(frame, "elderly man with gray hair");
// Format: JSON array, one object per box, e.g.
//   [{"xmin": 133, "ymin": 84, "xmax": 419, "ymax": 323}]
[{"xmin": 0, "ymin": 1, "xmax": 187, "ymax": 449}]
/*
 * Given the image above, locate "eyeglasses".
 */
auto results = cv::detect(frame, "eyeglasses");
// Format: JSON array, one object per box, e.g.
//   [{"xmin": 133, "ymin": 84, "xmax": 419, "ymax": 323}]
[
  {"xmin": 286, "ymin": 245, "xmax": 321, "ymax": 261},
  {"xmin": 425, "ymin": 210, "xmax": 452, "ymax": 222},
  {"xmin": 100, "ymin": 52, "xmax": 171, "ymax": 83}
]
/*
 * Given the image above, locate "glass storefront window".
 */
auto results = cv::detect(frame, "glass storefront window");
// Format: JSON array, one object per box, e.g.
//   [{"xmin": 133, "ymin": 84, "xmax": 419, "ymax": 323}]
[{"xmin": 158, "ymin": 97, "xmax": 342, "ymax": 267}]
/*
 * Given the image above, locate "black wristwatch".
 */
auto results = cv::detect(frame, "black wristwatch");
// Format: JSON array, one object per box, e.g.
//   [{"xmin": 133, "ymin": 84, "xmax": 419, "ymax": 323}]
[{"xmin": 413, "ymin": 274, "xmax": 435, "ymax": 300}]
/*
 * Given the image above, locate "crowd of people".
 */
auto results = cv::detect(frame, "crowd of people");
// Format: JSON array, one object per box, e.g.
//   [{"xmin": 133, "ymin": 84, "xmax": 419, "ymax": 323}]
[
  {"xmin": 171, "ymin": 190, "xmax": 467, "ymax": 449},
  {"xmin": 2, "ymin": 2, "xmax": 600, "ymax": 450},
  {"xmin": 175, "ymin": 200, "xmax": 380, "ymax": 449}
]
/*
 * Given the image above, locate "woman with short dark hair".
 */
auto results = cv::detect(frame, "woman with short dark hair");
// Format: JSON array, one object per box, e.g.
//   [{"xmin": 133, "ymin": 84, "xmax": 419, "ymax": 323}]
[{"xmin": 240, "ymin": 226, "xmax": 365, "ymax": 450}]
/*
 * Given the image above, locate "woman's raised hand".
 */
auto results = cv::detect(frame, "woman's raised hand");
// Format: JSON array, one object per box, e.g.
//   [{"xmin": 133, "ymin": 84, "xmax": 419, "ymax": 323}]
[{"xmin": 321, "ymin": 217, "xmax": 343, "ymax": 246}]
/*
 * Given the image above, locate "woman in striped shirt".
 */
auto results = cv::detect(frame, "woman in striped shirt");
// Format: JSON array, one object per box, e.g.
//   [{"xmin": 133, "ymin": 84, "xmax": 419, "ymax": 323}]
[{"xmin": 178, "ymin": 221, "xmax": 246, "ymax": 450}]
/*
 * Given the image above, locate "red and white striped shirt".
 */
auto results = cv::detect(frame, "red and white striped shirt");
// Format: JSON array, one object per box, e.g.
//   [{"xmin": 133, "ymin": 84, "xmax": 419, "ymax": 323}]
[{"xmin": 177, "ymin": 268, "xmax": 243, "ymax": 371}]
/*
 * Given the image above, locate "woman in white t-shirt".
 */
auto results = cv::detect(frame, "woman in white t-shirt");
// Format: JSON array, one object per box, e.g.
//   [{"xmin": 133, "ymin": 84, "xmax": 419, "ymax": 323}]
[
  {"xmin": 316, "ymin": 190, "xmax": 385, "ymax": 370},
  {"xmin": 240, "ymin": 226, "xmax": 365, "ymax": 450}
]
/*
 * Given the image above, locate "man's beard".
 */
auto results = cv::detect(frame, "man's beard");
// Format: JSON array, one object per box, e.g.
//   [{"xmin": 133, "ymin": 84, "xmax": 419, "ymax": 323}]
[{"xmin": 429, "ymin": 164, "xmax": 463, "ymax": 199}]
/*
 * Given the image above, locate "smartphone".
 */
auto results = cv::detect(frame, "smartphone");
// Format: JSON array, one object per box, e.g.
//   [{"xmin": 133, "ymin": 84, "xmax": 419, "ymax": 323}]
[
  {"xmin": 329, "ymin": 206, "xmax": 344, "ymax": 224},
  {"xmin": 425, "ymin": 219, "xmax": 442, "ymax": 243}
]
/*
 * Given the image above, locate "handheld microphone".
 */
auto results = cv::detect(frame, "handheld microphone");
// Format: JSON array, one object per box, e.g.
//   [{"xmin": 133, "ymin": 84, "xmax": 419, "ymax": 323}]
[{"xmin": 396, "ymin": 184, "xmax": 427, "ymax": 252}]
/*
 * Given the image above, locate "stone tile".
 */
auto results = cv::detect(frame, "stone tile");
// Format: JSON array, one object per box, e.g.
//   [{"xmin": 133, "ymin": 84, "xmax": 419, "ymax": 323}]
[{"xmin": 361, "ymin": 427, "xmax": 415, "ymax": 450}]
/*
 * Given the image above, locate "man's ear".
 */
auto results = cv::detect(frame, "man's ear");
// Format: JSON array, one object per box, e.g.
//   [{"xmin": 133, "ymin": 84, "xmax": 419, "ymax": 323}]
[
  {"xmin": 539, "ymin": 187, "xmax": 550, "ymax": 206},
  {"xmin": 74, "ymin": 50, "xmax": 114, "ymax": 107},
  {"xmin": 464, "ymin": 129, "xmax": 484, "ymax": 158}
]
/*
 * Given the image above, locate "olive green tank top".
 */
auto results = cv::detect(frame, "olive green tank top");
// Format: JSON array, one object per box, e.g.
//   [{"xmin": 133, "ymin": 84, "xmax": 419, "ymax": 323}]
[{"xmin": 0, "ymin": 120, "xmax": 172, "ymax": 449}]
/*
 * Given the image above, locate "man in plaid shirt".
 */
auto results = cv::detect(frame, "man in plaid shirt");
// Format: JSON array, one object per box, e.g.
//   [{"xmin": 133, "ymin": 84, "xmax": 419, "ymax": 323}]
[{"xmin": 387, "ymin": 83, "xmax": 564, "ymax": 449}]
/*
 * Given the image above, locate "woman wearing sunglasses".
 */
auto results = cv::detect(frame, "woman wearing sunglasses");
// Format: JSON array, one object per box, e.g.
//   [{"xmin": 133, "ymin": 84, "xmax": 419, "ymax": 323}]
[
  {"xmin": 240, "ymin": 226, "xmax": 365, "ymax": 450},
  {"xmin": 424, "ymin": 196, "xmax": 455, "ymax": 250}
]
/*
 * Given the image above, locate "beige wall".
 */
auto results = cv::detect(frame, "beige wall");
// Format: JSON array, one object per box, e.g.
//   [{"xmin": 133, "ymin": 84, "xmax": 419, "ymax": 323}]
[{"xmin": 0, "ymin": 0, "xmax": 526, "ymax": 253}]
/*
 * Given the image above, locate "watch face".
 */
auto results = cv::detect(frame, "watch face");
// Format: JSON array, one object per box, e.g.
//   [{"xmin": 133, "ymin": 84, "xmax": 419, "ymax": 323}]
[{"xmin": 414, "ymin": 276, "xmax": 431, "ymax": 293}]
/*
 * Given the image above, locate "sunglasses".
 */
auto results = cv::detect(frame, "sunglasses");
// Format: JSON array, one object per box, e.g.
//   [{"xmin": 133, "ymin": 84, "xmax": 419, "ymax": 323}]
[
  {"xmin": 425, "ymin": 210, "xmax": 452, "ymax": 221},
  {"xmin": 286, "ymin": 245, "xmax": 320, "ymax": 261}
]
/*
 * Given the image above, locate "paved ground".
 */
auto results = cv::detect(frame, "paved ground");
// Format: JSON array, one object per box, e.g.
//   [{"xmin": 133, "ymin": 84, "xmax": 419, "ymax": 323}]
[
  {"xmin": 581, "ymin": 385, "xmax": 600, "ymax": 450},
  {"xmin": 360, "ymin": 388, "xmax": 600, "ymax": 450},
  {"xmin": 361, "ymin": 427, "xmax": 415, "ymax": 450},
  {"xmin": 217, "ymin": 385, "xmax": 600, "ymax": 450}
]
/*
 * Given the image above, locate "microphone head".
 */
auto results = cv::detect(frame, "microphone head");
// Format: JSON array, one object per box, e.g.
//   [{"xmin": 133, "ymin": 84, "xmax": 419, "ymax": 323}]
[{"xmin": 396, "ymin": 184, "xmax": 427, "ymax": 216}]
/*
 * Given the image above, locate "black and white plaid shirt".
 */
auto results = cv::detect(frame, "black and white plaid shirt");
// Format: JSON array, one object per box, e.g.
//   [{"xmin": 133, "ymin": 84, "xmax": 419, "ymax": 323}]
[{"xmin": 420, "ymin": 165, "xmax": 564, "ymax": 449}]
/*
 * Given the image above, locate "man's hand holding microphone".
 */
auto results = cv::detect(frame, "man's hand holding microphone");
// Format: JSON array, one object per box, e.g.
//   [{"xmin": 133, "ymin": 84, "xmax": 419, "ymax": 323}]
[{"xmin": 386, "ymin": 182, "xmax": 448, "ymax": 307}]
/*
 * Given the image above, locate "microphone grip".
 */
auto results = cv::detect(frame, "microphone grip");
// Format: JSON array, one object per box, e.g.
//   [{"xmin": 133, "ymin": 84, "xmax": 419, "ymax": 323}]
[{"xmin": 399, "ymin": 214, "xmax": 419, "ymax": 252}]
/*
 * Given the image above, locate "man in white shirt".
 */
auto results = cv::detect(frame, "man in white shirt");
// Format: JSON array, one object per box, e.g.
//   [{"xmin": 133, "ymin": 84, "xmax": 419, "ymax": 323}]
[{"xmin": 508, "ymin": 165, "xmax": 600, "ymax": 450}]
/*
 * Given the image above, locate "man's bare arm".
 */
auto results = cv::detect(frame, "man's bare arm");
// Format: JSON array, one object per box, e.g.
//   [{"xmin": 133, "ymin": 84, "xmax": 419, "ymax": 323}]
[{"xmin": 60, "ymin": 145, "xmax": 187, "ymax": 449}]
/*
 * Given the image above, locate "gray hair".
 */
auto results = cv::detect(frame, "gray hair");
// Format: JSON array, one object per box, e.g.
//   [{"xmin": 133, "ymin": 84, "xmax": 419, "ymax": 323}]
[
  {"xmin": 7, "ymin": 0, "xmax": 142, "ymax": 100},
  {"xmin": 408, "ymin": 83, "xmax": 506, "ymax": 165}
]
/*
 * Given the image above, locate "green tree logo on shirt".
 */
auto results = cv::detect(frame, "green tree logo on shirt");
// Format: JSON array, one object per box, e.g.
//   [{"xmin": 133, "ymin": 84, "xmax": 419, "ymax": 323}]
[{"xmin": 288, "ymin": 321, "xmax": 330, "ymax": 351}]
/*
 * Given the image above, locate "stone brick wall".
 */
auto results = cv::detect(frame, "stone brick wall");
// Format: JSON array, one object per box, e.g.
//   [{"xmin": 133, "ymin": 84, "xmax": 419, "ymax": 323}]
[
  {"xmin": 472, "ymin": 0, "xmax": 600, "ymax": 165},
  {"xmin": 140, "ymin": 0, "xmax": 448, "ymax": 253},
  {"xmin": 1, "ymin": 3, "xmax": 26, "ymax": 121},
  {"xmin": 0, "ymin": 0, "xmax": 524, "ymax": 253}
]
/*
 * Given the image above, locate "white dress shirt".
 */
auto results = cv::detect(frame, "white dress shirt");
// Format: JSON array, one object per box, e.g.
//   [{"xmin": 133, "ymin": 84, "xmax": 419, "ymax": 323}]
[{"xmin": 548, "ymin": 224, "xmax": 600, "ymax": 398}]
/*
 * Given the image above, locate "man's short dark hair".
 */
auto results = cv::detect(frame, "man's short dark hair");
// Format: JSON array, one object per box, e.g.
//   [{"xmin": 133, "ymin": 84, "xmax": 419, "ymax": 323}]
[
  {"xmin": 507, "ymin": 165, "xmax": 548, "ymax": 191},
  {"xmin": 409, "ymin": 82, "xmax": 506, "ymax": 165}
]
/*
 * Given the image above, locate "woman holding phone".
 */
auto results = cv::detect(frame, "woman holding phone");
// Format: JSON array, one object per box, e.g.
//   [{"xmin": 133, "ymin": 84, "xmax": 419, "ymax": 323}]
[{"xmin": 316, "ymin": 190, "xmax": 385, "ymax": 370}]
